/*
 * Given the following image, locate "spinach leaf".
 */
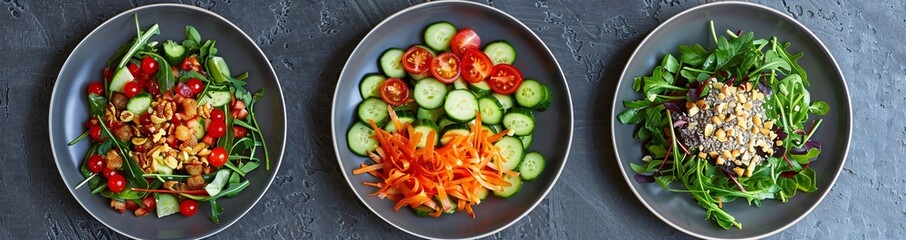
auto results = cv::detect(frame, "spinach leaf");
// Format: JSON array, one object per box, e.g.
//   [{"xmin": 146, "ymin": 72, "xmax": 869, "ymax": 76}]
[
  {"xmin": 185, "ymin": 25, "xmax": 201, "ymax": 43},
  {"xmin": 808, "ymin": 101, "xmax": 829, "ymax": 115},
  {"xmin": 210, "ymin": 200, "xmax": 223, "ymax": 224},
  {"xmin": 88, "ymin": 94, "xmax": 107, "ymax": 116}
]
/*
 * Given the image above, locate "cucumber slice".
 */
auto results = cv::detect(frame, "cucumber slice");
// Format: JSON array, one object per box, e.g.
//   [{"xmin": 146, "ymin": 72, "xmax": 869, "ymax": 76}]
[
  {"xmin": 109, "ymin": 67, "xmax": 134, "ymax": 93},
  {"xmin": 413, "ymin": 119, "xmax": 439, "ymax": 148},
  {"xmin": 424, "ymin": 21, "xmax": 457, "ymax": 52},
  {"xmin": 436, "ymin": 196, "xmax": 458, "ymax": 214},
  {"xmin": 393, "ymin": 101, "xmax": 418, "ymax": 112},
  {"xmin": 126, "ymin": 92, "xmax": 152, "ymax": 114},
  {"xmin": 207, "ymin": 56, "xmax": 231, "ymax": 84},
  {"xmin": 357, "ymin": 97, "xmax": 390, "ymax": 126},
  {"xmin": 440, "ymin": 124, "xmax": 470, "ymax": 145},
  {"xmin": 514, "ymin": 79, "xmax": 551, "ymax": 110},
  {"xmin": 413, "ymin": 78, "xmax": 448, "ymax": 109},
  {"xmin": 193, "ymin": 118, "xmax": 206, "ymax": 140},
  {"xmin": 502, "ymin": 107, "xmax": 535, "ymax": 136},
  {"xmin": 483, "ymin": 41, "xmax": 517, "ymax": 65},
  {"xmin": 409, "ymin": 71, "xmax": 430, "ymax": 81},
  {"xmin": 468, "ymin": 80, "xmax": 492, "ymax": 97},
  {"xmin": 347, "ymin": 122, "xmax": 378, "ymax": 156},
  {"xmin": 489, "ymin": 124, "xmax": 504, "ymax": 134},
  {"xmin": 518, "ymin": 152, "xmax": 546, "ymax": 181},
  {"xmin": 383, "ymin": 110, "xmax": 416, "ymax": 133},
  {"xmin": 493, "ymin": 174, "xmax": 523, "ymax": 199},
  {"xmin": 453, "ymin": 78, "xmax": 468, "ymax": 90},
  {"xmin": 494, "ymin": 136, "xmax": 524, "ymax": 171},
  {"xmin": 520, "ymin": 132, "xmax": 534, "ymax": 149},
  {"xmin": 444, "ymin": 90, "xmax": 479, "ymax": 123},
  {"xmin": 155, "ymin": 194, "xmax": 179, "ymax": 218},
  {"xmin": 478, "ymin": 96, "xmax": 504, "ymax": 125},
  {"xmin": 492, "ymin": 93, "xmax": 514, "ymax": 110},
  {"xmin": 417, "ymin": 107, "xmax": 444, "ymax": 122},
  {"xmin": 380, "ymin": 48, "xmax": 406, "ymax": 78},
  {"xmin": 162, "ymin": 40, "xmax": 186, "ymax": 66},
  {"xmin": 411, "ymin": 205, "xmax": 435, "ymax": 216},
  {"xmin": 198, "ymin": 90, "xmax": 231, "ymax": 107},
  {"xmin": 359, "ymin": 74, "xmax": 386, "ymax": 99},
  {"xmin": 474, "ymin": 186, "xmax": 489, "ymax": 200}
]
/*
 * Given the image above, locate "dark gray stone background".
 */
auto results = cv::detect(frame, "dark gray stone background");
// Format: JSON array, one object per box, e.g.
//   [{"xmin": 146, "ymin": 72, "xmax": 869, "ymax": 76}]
[{"xmin": 1, "ymin": 0, "xmax": 901, "ymax": 239}]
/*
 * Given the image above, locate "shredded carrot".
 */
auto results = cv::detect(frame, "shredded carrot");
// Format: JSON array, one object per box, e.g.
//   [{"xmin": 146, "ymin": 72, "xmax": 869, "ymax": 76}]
[{"xmin": 353, "ymin": 109, "xmax": 510, "ymax": 218}]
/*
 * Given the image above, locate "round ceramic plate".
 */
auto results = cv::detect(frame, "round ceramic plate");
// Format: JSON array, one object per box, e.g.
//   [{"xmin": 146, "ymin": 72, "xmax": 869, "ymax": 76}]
[
  {"xmin": 48, "ymin": 4, "xmax": 286, "ymax": 239},
  {"xmin": 331, "ymin": 1, "xmax": 573, "ymax": 239},
  {"xmin": 611, "ymin": 1, "xmax": 851, "ymax": 239}
]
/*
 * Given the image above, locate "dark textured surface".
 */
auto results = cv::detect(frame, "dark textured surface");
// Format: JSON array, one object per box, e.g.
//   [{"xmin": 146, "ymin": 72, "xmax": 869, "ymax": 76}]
[{"xmin": 1, "ymin": 0, "xmax": 900, "ymax": 239}]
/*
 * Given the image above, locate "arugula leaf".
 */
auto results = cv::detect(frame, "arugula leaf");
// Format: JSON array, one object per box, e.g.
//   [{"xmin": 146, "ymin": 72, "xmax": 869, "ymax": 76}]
[
  {"xmin": 88, "ymin": 94, "xmax": 107, "ymax": 116},
  {"xmin": 662, "ymin": 54, "xmax": 680, "ymax": 73},
  {"xmin": 808, "ymin": 101, "xmax": 829, "ymax": 115},
  {"xmin": 117, "ymin": 24, "xmax": 160, "ymax": 69},
  {"xmin": 678, "ymin": 44, "xmax": 708, "ymax": 66},
  {"xmin": 185, "ymin": 25, "xmax": 201, "ymax": 43},
  {"xmin": 210, "ymin": 200, "xmax": 223, "ymax": 224}
]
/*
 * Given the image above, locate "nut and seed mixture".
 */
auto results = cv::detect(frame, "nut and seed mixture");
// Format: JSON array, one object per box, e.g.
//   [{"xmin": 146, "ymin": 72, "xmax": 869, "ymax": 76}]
[{"xmin": 675, "ymin": 79, "xmax": 779, "ymax": 177}]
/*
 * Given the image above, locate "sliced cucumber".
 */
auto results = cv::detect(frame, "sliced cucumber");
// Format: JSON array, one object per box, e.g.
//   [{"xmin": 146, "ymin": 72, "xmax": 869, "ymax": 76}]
[
  {"xmin": 162, "ymin": 40, "xmax": 186, "ymax": 66},
  {"xmin": 393, "ymin": 101, "xmax": 418, "ymax": 112},
  {"xmin": 198, "ymin": 90, "xmax": 232, "ymax": 107},
  {"xmin": 489, "ymin": 124, "xmax": 504, "ymax": 134},
  {"xmin": 493, "ymin": 174, "xmax": 523, "ymax": 199},
  {"xmin": 155, "ymin": 194, "xmax": 179, "ymax": 218},
  {"xmin": 193, "ymin": 118, "xmax": 206, "ymax": 140},
  {"xmin": 413, "ymin": 78, "xmax": 447, "ymax": 109},
  {"xmin": 520, "ymin": 132, "xmax": 534, "ymax": 149},
  {"xmin": 207, "ymin": 56, "xmax": 231, "ymax": 84},
  {"xmin": 424, "ymin": 21, "xmax": 457, "ymax": 52},
  {"xmin": 468, "ymin": 80, "xmax": 492, "ymax": 97},
  {"xmin": 515, "ymin": 79, "xmax": 552, "ymax": 111},
  {"xmin": 359, "ymin": 74, "xmax": 386, "ymax": 99},
  {"xmin": 453, "ymin": 78, "xmax": 469, "ymax": 90},
  {"xmin": 409, "ymin": 71, "xmax": 430, "ymax": 81},
  {"xmin": 411, "ymin": 205, "xmax": 435, "ymax": 216},
  {"xmin": 417, "ymin": 107, "xmax": 445, "ymax": 122},
  {"xmin": 483, "ymin": 41, "xmax": 517, "ymax": 65},
  {"xmin": 347, "ymin": 122, "xmax": 378, "ymax": 156},
  {"xmin": 357, "ymin": 97, "xmax": 390, "ymax": 126},
  {"xmin": 478, "ymin": 96, "xmax": 504, "ymax": 125},
  {"xmin": 109, "ymin": 67, "xmax": 134, "ymax": 93},
  {"xmin": 518, "ymin": 151, "xmax": 546, "ymax": 181},
  {"xmin": 494, "ymin": 136, "xmax": 524, "ymax": 171},
  {"xmin": 440, "ymin": 123, "xmax": 470, "ymax": 145},
  {"xmin": 502, "ymin": 107, "xmax": 535, "ymax": 136},
  {"xmin": 413, "ymin": 119, "xmax": 439, "ymax": 148},
  {"xmin": 380, "ymin": 48, "xmax": 406, "ymax": 78},
  {"xmin": 436, "ymin": 196, "xmax": 458, "ymax": 214},
  {"xmin": 492, "ymin": 93, "xmax": 514, "ymax": 110},
  {"xmin": 384, "ymin": 110, "xmax": 416, "ymax": 133},
  {"xmin": 444, "ymin": 90, "xmax": 479, "ymax": 123},
  {"xmin": 126, "ymin": 92, "xmax": 152, "ymax": 114},
  {"xmin": 474, "ymin": 186, "xmax": 489, "ymax": 200}
]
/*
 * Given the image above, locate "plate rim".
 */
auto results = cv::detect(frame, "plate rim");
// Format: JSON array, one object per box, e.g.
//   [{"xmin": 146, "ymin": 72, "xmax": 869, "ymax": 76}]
[
  {"xmin": 330, "ymin": 0, "xmax": 575, "ymax": 239},
  {"xmin": 609, "ymin": 1, "xmax": 852, "ymax": 239},
  {"xmin": 47, "ymin": 3, "xmax": 287, "ymax": 239}
]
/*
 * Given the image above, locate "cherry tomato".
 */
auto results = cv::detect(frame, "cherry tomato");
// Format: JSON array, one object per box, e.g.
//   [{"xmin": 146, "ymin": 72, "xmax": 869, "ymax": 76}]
[
  {"xmin": 430, "ymin": 52, "xmax": 461, "ymax": 83},
  {"xmin": 402, "ymin": 46, "xmax": 433, "ymax": 74},
  {"xmin": 460, "ymin": 48, "xmax": 493, "ymax": 83},
  {"xmin": 103, "ymin": 67, "xmax": 115, "ymax": 81},
  {"xmin": 139, "ymin": 113, "xmax": 152, "ymax": 125},
  {"xmin": 107, "ymin": 174, "xmax": 126, "ymax": 193},
  {"xmin": 208, "ymin": 146, "xmax": 227, "ymax": 168},
  {"xmin": 186, "ymin": 78, "xmax": 204, "ymax": 94},
  {"xmin": 103, "ymin": 168, "xmax": 119, "ymax": 179},
  {"xmin": 142, "ymin": 196, "xmax": 156, "ymax": 210},
  {"xmin": 233, "ymin": 126, "xmax": 248, "ymax": 138},
  {"xmin": 488, "ymin": 64, "xmax": 524, "ymax": 95},
  {"xmin": 207, "ymin": 121, "xmax": 226, "ymax": 138},
  {"xmin": 125, "ymin": 200, "xmax": 140, "ymax": 211},
  {"xmin": 87, "ymin": 154, "xmax": 105, "ymax": 173},
  {"xmin": 210, "ymin": 109, "xmax": 226, "ymax": 122},
  {"xmin": 123, "ymin": 81, "xmax": 141, "ymax": 98},
  {"xmin": 379, "ymin": 78, "xmax": 411, "ymax": 106},
  {"xmin": 180, "ymin": 200, "xmax": 199, "ymax": 217},
  {"xmin": 87, "ymin": 82, "xmax": 104, "ymax": 96},
  {"xmin": 175, "ymin": 82, "xmax": 193, "ymax": 98},
  {"xmin": 127, "ymin": 63, "xmax": 141, "ymax": 77},
  {"xmin": 450, "ymin": 28, "xmax": 481, "ymax": 57},
  {"xmin": 141, "ymin": 56, "xmax": 158, "ymax": 74},
  {"xmin": 89, "ymin": 125, "xmax": 103, "ymax": 142}
]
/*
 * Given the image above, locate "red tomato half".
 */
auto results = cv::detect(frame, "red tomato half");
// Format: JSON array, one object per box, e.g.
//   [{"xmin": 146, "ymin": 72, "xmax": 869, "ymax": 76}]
[
  {"xmin": 430, "ymin": 52, "xmax": 461, "ymax": 83},
  {"xmin": 450, "ymin": 28, "xmax": 481, "ymax": 57},
  {"xmin": 460, "ymin": 49, "xmax": 493, "ymax": 83},
  {"xmin": 379, "ymin": 78, "xmax": 410, "ymax": 106},
  {"xmin": 402, "ymin": 46, "xmax": 433, "ymax": 74},
  {"xmin": 488, "ymin": 64, "xmax": 524, "ymax": 95}
]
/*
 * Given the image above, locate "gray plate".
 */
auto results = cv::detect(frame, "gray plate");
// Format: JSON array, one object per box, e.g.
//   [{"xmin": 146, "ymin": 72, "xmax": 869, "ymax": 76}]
[
  {"xmin": 611, "ymin": 1, "xmax": 852, "ymax": 239},
  {"xmin": 48, "ymin": 4, "xmax": 286, "ymax": 239},
  {"xmin": 331, "ymin": 1, "xmax": 573, "ymax": 239}
]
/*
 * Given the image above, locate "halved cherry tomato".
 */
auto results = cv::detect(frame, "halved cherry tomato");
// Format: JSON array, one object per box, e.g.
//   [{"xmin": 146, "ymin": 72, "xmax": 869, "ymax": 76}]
[
  {"xmin": 123, "ymin": 81, "xmax": 141, "ymax": 98},
  {"xmin": 460, "ymin": 49, "xmax": 493, "ymax": 83},
  {"xmin": 141, "ymin": 56, "xmax": 158, "ymax": 74},
  {"xmin": 87, "ymin": 82, "xmax": 104, "ymax": 96},
  {"xmin": 180, "ymin": 200, "xmax": 199, "ymax": 216},
  {"xmin": 430, "ymin": 52, "xmax": 461, "ymax": 84},
  {"xmin": 402, "ymin": 46, "xmax": 433, "ymax": 74},
  {"xmin": 488, "ymin": 64, "xmax": 524, "ymax": 95},
  {"xmin": 233, "ymin": 126, "xmax": 248, "ymax": 138},
  {"xmin": 450, "ymin": 28, "xmax": 481, "ymax": 57},
  {"xmin": 209, "ymin": 147, "xmax": 227, "ymax": 168},
  {"xmin": 379, "ymin": 78, "xmax": 410, "ymax": 106},
  {"xmin": 108, "ymin": 174, "xmax": 126, "ymax": 193}
]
